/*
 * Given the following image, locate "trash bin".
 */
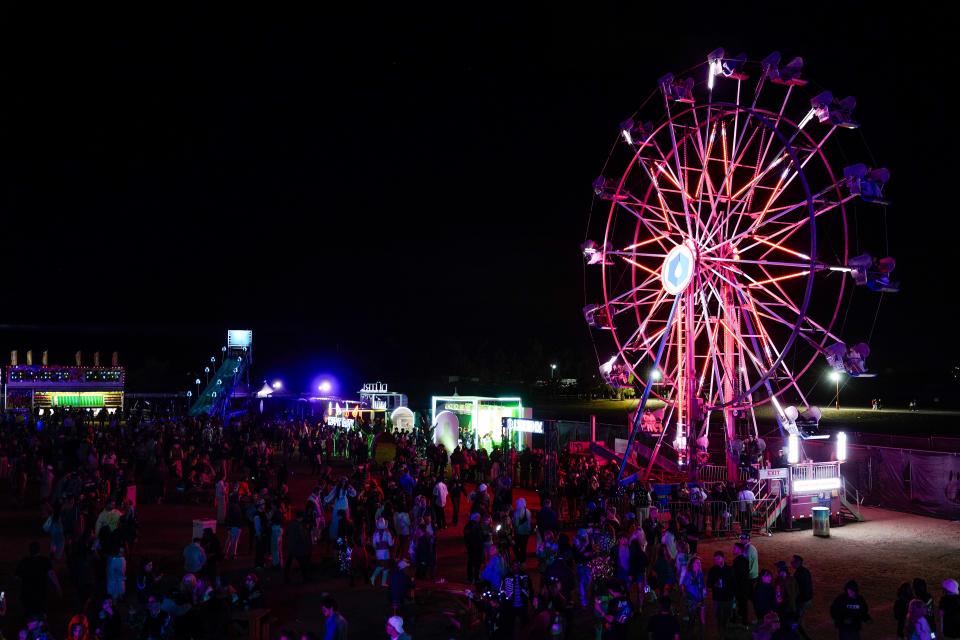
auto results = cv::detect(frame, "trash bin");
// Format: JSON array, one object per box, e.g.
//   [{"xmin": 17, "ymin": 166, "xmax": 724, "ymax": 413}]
[{"xmin": 811, "ymin": 507, "xmax": 830, "ymax": 537}]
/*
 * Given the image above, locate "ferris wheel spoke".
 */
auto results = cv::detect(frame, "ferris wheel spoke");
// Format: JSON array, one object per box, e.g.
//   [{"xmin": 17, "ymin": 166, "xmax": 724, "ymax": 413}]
[
  {"xmin": 703, "ymin": 179, "xmax": 843, "ymax": 257},
  {"xmin": 740, "ymin": 289, "xmax": 813, "ymax": 406},
  {"xmin": 710, "ymin": 263, "xmax": 843, "ymax": 344},
  {"xmin": 606, "ymin": 272, "xmax": 662, "ymax": 306},
  {"xmin": 699, "ymin": 278, "xmax": 748, "ymax": 398},
  {"xmin": 744, "ymin": 125, "xmax": 839, "ymax": 232},
  {"xmin": 701, "ymin": 124, "xmax": 762, "ymax": 247},
  {"xmin": 623, "ymin": 289, "xmax": 673, "ymax": 354},
  {"xmin": 745, "ymin": 194, "xmax": 856, "ymax": 260},
  {"xmin": 707, "ymin": 256, "xmax": 818, "ymax": 271},
  {"xmin": 629, "ymin": 159, "xmax": 691, "ymax": 237},
  {"xmin": 662, "ymin": 97, "xmax": 696, "ymax": 237}
]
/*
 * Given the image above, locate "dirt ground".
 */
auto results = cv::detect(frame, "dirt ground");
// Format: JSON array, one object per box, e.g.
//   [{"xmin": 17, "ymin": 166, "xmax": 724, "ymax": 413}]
[{"xmin": 694, "ymin": 506, "xmax": 960, "ymax": 639}]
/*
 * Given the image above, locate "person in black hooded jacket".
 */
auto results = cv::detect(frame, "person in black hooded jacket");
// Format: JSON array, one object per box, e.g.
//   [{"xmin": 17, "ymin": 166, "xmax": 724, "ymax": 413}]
[{"xmin": 830, "ymin": 579, "xmax": 871, "ymax": 639}]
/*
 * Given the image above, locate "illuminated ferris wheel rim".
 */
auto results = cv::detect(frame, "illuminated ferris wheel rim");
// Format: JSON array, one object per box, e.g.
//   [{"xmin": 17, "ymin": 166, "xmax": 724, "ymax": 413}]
[{"xmin": 586, "ymin": 54, "xmax": 886, "ymax": 417}]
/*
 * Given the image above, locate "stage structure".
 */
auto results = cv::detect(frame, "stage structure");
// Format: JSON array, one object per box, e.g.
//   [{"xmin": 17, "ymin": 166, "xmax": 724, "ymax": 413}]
[
  {"xmin": 582, "ymin": 49, "xmax": 895, "ymax": 490},
  {"xmin": 431, "ymin": 395, "xmax": 526, "ymax": 451},
  {"xmin": 5, "ymin": 361, "xmax": 125, "ymax": 413},
  {"xmin": 359, "ymin": 382, "xmax": 408, "ymax": 411}
]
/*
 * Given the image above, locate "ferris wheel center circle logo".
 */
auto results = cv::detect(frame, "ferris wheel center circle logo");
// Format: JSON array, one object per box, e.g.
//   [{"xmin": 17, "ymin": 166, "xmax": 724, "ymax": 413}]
[{"xmin": 661, "ymin": 243, "xmax": 695, "ymax": 295}]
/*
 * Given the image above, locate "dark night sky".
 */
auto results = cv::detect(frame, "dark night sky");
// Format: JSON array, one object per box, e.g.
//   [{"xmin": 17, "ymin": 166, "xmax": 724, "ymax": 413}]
[{"xmin": 0, "ymin": 4, "xmax": 954, "ymax": 401}]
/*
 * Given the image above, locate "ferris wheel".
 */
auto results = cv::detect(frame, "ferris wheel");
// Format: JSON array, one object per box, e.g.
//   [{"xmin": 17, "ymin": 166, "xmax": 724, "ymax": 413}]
[{"xmin": 582, "ymin": 49, "xmax": 896, "ymax": 481}]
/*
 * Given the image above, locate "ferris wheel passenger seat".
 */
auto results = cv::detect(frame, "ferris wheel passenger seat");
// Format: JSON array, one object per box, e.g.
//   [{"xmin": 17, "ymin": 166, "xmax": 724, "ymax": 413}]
[
  {"xmin": 762, "ymin": 52, "xmax": 808, "ymax": 86},
  {"xmin": 619, "ymin": 118, "xmax": 654, "ymax": 147},
  {"xmin": 811, "ymin": 91, "xmax": 859, "ymax": 129},
  {"xmin": 844, "ymin": 164, "xmax": 890, "ymax": 204},
  {"xmin": 658, "ymin": 73, "xmax": 695, "ymax": 103},
  {"xmin": 593, "ymin": 175, "xmax": 630, "ymax": 202}
]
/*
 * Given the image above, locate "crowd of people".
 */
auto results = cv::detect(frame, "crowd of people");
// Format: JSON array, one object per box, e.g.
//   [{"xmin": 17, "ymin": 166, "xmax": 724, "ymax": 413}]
[{"xmin": 1, "ymin": 407, "xmax": 958, "ymax": 640}]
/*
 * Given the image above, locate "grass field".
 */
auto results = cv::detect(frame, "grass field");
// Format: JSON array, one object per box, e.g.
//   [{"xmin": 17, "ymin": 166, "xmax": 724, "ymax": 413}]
[{"xmin": 529, "ymin": 399, "xmax": 960, "ymax": 436}]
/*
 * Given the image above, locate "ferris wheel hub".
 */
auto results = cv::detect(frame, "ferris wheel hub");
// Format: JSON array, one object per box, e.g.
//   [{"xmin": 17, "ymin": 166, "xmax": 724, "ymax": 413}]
[{"xmin": 661, "ymin": 240, "xmax": 697, "ymax": 295}]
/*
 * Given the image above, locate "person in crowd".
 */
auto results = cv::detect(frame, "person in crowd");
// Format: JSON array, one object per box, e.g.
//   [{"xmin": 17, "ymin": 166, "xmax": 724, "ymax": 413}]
[
  {"xmin": 283, "ymin": 510, "xmax": 313, "ymax": 584},
  {"xmin": 106, "ymin": 546, "xmax": 126, "ymax": 602},
  {"xmin": 774, "ymin": 560, "xmax": 798, "ymax": 626},
  {"xmin": 15, "ymin": 540, "xmax": 62, "ymax": 618},
  {"xmin": 67, "ymin": 613, "xmax": 90, "ymax": 640},
  {"xmin": 914, "ymin": 578, "xmax": 936, "ymax": 628},
  {"xmin": 791, "ymin": 555, "xmax": 813, "ymax": 639},
  {"xmin": 371, "ymin": 517, "xmax": 394, "ymax": 587},
  {"xmin": 830, "ymin": 579, "xmax": 871, "ymax": 640},
  {"xmin": 896, "ymin": 582, "xmax": 917, "ymax": 639},
  {"xmin": 93, "ymin": 596, "xmax": 122, "ymax": 640},
  {"xmin": 512, "ymin": 497, "xmax": 533, "ymax": 563},
  {"xmin": 653, "ymin": 543, "xmax": 677, "ymax": 600},
  {"xmin": 573, "ymin": 528, "xmax": 595, "ymax": 608},
  {"xmin": 940, "ymin": 578, "xmax": 960, "ymax": 640},
  {"xmin": 501, "ymin": 560, "xmax": 532, "ymax": 636},
  {"xmin": 385, "ymin": 615, "xmax": 411, "ymax": 640},
  {"xmin": 387, "ymin": 559, "xmax": 415, "ymax": 617},
  {"xmin": 707, "ymin": 550, "xmax": 735, "ymax": 635},
  {"xmin": 464, "ymin": 512, "xmax": 486, "ymax": 583},
  {"xmin": 645, "ymin": 596, "xmax": 681, "ymax": 640},
  {"xmin": 596, "ymin": 579, "xmax": 632, "ymax": 640},
  {"xmin": 905, "ymin": 597, "xmax": 934, "ymax": 640},
  {"xmin": 753, "ymin": 569, "xmax": 777, "ymax": 626},
  {"xmin": 321, "ymin": 594, "xmax": 349, "ymax": 640},
  {"xmin": 449, "ymin": 473, "xmax": 465, "ymax": 526},
  {"xmin": 183, "ymin": 537, "xmax": 207, "ymax": 574},
  {"xmin": 432, "ymin": 475, "xmax": 448, "ymax": 530},
  {"xmin": 537, "ymin": 498, "xmax": 559, "ymax": 536},
  {"xmin": 681, "ymin": 555, "xmax": 707, "ymax": 634}
]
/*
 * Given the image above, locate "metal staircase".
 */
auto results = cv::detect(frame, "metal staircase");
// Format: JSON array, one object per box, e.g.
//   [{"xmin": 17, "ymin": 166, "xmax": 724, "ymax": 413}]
[{"xmin": 840, "ymin": 476, "xmax": 865, "ymax": 522}]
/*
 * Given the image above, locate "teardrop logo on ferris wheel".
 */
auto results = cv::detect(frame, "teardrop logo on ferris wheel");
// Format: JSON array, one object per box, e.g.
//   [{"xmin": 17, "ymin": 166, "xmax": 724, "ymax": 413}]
[{"xmin": 661, "ymin": 242, "xmax": 695, "ymax": 295}]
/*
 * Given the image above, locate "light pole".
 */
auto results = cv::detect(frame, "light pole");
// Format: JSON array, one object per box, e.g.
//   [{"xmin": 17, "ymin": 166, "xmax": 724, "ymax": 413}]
[
  {"xmin": 204, "ymin": 366, "xmax": 211, "ymax": 384},
  {"xmin": 195, "ymin": 378, "xmax": 201, "ymax": 397},
  {"xmin": 550, "ymin": 364, "xmax": 557, "ymax": 380},
  {"xmin": 829, "ymin": 371, "xmax": 842, "ymax": 410}
]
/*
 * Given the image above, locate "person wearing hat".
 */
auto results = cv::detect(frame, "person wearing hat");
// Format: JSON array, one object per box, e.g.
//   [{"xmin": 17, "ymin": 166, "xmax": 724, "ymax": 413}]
[
  {"xmin": 940, "ymin": 578, "xmax": 960, "ymax": 639},
  {"xmin": 371, "ymin": 517, "xmax": 394, "ymax": 587},
  {"xmin": 385, "ymin": 615, "xmax": 410, "ymax": 640},
  {"xmin": 388, "ymin": 558, "xmax": 415, "ymax": 616},
  {"xmin": 829, "ymin": 579, "xmax": 871, "ymax": 639}
]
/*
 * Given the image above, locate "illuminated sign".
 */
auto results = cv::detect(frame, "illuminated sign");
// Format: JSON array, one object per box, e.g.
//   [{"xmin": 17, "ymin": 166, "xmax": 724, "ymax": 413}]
[
  {"xmin": 759, "ymin": 468, "xmax": 789, "ymax": 480},
  {"xmin": 227, "ymin": 330, "xmax": 253, "ymax": 349},
  {"xmin": 327, "ymin": 416, "xmax": 355, "ymax": 428},
  {"xmin": 441, "ymin": 402, "xmax": 475, "ymax": 413},
  {"xmin": 503, "ymin": 418, "xmax": 544, "ymax": 434},
  {"xmin": 661, "ymin": 242, "xmax": 695, "ymax": 295},
  {"xmin": 792, "ymin": 477, "xmax": 841, "ymax": 493}
]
